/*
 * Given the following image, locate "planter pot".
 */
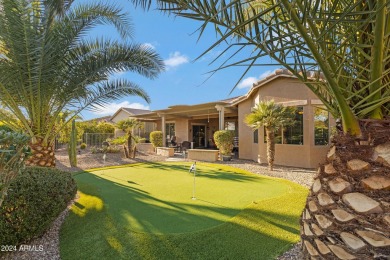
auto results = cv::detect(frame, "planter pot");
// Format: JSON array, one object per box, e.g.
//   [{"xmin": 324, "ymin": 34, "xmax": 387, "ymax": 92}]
[{"xmin": 222, "ymin": 155, "xmax": 231, "ymax": 161}]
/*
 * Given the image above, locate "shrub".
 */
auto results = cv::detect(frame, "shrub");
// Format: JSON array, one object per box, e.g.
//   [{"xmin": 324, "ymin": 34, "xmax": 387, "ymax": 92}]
[
  {"xmin": 0, "ymin": 167, "xmax": 77, "ymax": 245},
  {"xmin": 138, "ymin": 138, "xmax": 146, "ymax": 143},
  {"xmin": 214, "ymin": 130, "xmax": 234, "ymax": 156},
  {"xmin": 80, "ymin": 143, "xmax": 87, "ymax": 149},
  {"xmin": 150, "ymin": 131, "xmax": 163, "ymax": 148},
  {"xmin": 110, "ymin": 135, "xmax": 127, "ymax": 145}
]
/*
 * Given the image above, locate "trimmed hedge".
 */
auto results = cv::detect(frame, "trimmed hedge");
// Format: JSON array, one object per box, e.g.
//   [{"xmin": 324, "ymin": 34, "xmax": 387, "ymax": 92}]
[
  {"xmin": 150, "ymin": 131, "xmax": 163, "ymax": 148},
  {"xmin": 0, "ymin": 167, "xmax": 77, "ymax": 245}
]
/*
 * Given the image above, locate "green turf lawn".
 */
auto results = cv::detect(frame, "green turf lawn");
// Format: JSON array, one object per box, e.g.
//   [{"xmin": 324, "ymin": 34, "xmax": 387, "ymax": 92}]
[{"xmin": 60, "ymin": 162, "xmax": 308, "ymax": 259}]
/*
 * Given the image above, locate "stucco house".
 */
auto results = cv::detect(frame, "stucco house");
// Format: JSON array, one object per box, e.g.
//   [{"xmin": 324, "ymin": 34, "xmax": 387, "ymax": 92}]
[
  {"xmin": 133, "ymin": 69, "xmax": 334, "ymax": 168},
  {"xmin": 110, "ymin": 107, "xmax": 157, "ymax": 139}
]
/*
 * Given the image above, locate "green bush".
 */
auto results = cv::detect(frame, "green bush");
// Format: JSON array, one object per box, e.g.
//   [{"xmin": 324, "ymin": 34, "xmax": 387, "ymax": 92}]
[
  {"xmin": 110, "ymin": 135, "xmax": 127, "ymax": 145},
  {"xmin": 213, "ymin": 130, "xmax": 234, "ymax": 155},
  {"xmin": 80, "ymin": 143, "xmax": 87, "ymax": 149},
  {"xmin": 0, "ymin": 167, "xmax": 77, "ymax": 245},
  {"xmin": 150, "ymin": 131, "xmax": 163, "ymax": 148}
]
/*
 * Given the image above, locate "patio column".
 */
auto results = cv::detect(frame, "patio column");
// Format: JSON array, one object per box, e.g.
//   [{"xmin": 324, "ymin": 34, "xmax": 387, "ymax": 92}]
[
  {"xmin": 158, "ymin": 113, "xmax": 166, "ymax": 147},
  {"xmin": 215, "ymin": 105, "xmax": 225, "ymax": 130}
]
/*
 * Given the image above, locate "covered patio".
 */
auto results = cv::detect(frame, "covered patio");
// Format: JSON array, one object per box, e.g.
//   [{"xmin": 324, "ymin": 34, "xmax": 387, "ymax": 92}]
[{"xmin": 133, "ymin": 97, "xmax": 239, "ymax": 150}]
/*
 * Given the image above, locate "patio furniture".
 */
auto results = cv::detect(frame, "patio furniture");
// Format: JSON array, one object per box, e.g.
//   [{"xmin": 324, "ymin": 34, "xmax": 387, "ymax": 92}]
[{"xmin": 181, "ymin": 141, "xmax": 191, "ymax": 152}]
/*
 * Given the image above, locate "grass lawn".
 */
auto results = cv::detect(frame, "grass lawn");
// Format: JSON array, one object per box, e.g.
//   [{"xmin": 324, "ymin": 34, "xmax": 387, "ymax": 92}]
[{"xmin": 60, "ymin": 162, "xmax": 308, "ymax": 259}]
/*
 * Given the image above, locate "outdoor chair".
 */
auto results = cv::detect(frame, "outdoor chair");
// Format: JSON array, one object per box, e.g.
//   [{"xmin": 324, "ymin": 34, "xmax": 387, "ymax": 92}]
[{"xmin": 181, "ymin": 141, "xmax": 191, "ymax": 152}]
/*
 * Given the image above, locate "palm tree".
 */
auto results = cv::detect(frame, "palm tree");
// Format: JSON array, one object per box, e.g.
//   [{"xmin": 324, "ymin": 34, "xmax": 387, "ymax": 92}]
[
  {"xmin": 245, "ymin": 100, "xmax": 295, "ymax": 171},
  {"xmin": 129, "ymin": 1, "xmax": 390, "ymax": 259},
  {"xmin": 0, "ymin": 0, "xmax": 164, "ymax": 167},
  {"xmin": 116, "ymin": 118, "xmax": 144, "ymax": 158}
]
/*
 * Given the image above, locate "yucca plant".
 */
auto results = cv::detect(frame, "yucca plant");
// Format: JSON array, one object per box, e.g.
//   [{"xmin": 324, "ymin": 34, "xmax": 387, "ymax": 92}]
[
  {"xmin": 130, "ymin": 0, "xmax": 390, "ymax": 259},
  {"xmin": 0, "ymin": 0, "xmax": 164, "ymax": 167},
  {"xmin": 245, "ymin": 100, "xmax": 295, "ymax": 171}
]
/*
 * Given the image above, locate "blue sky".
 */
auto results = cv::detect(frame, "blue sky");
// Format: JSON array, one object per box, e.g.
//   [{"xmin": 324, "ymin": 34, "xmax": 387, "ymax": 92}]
[{"xmin": 79, "ymin": 1, "xmax": 276, "ymax": 120}]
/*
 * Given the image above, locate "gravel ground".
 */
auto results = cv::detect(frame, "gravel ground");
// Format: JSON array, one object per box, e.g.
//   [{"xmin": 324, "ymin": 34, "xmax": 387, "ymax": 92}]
[{"xmin": 2, "ymin": 149, "xmax": 315, "ymax": 260}]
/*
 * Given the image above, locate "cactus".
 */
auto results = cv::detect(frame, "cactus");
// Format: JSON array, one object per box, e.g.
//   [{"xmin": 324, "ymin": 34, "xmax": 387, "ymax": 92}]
[{"xmin": 68, "ymin": 119, "xmax": 77, "ymax": 167}]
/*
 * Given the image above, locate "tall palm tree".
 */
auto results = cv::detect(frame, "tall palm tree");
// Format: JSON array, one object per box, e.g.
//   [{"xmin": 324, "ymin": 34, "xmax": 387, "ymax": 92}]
[
  {"xmin": 0, "ymin": 0, "xmax": 165, "ymax": 167},
  {"xmin": 245, "ymin": 100, "xmax": 295, "ymax": 171},
  {"xmin": 130, "ymin": 1, "xmax": 390, "ymax": 259},
  {"xmin": 116, "ymin": 118, "xmax": 144, "ymax": 158}
]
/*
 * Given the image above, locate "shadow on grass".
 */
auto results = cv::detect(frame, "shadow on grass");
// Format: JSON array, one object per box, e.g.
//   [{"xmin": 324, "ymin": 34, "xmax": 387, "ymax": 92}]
[{"xmin": 60, "ymin": 167, "xmax": 307, "ymax": 260}]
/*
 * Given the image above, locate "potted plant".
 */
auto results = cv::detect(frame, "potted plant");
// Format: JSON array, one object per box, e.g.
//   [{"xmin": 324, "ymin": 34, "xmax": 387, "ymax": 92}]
[{"xmin": 213, "ymin": 130, "xmax": 234, "ymax": 161}]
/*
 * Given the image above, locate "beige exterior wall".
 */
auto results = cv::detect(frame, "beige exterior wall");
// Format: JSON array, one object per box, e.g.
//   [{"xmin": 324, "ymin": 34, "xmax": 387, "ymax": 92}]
[
  {"xmin": 238, "ymin": 77, "xmax": 335, "ymax": 168},
  {"xmin": 111, "ymin": 110, "xmax": 130, "ymax": 124}
]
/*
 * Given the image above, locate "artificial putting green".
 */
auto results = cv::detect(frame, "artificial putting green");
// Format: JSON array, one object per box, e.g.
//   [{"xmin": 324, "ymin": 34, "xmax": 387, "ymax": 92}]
[{"xmin": 60, "ymin": 162, "xmax": 309, "ymax": 259}]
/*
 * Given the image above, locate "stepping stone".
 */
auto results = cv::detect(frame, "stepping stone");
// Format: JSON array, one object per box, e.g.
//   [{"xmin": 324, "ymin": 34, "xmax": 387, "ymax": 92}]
[
  {"xmin": 324, "ymin": 163, "xmax": 337, "ymax": 174},
  {"xmin": 331, "ymin": 209, "xmax": 355, "ymax": 222},
  {"xmin": 372, "ymin": 142, "xmax": 390, "ymax": 166},
  {"xmin": 361, "ymin": 176, "xmax": 390, "ymax": 190},
  {"xmin": 327, "ymin": 146, "xmax": 336, "ymax": 161},
  {"xmin": 314, "ymin": 239, "xmax": 330, "ymax": 255},
  {"xmin": 340, "ymin": 232, "xmax": 366, "ymax": 251},
  {"xmin": 355, "ymin": 230, "xmax": 390, "ymax": 247},
  {"xmin": 342, "ymin": 193, "xmax": 383, "ymax": 214},
  {"xmin": 303, "ymin": 240, "xmax": 319, "ymax": 257},
  {"xmin": 312, "ymin": 178, "xmax": 321, "ymax": 193},
  {"xmin": 304, "ymin": 222, "xmax": 314, "ymax": 236},
  {"xmin": 317, "ymin": 192, "xmax": 335, "ymax": 206},
  {"xmin": 328, "ymin": 245, "xmax": 356, "ymax": 259},
  {"xmin": 329, "ymin": 178, "xmax": 352, "ymax": 194},
  {"xmin": 347, "ymin": 159, "xmax": 370, "ymax": 171},
  {"xmin": 311, "ymin": 223, "xmax": 324, "ymax": 236},
  {"xmin": 315, "ymin": 214, "xmax": 333, "ymax": 229},
  {"xmin": 308, "ymin": 200, "xmax": 318, "ymax": 212}
]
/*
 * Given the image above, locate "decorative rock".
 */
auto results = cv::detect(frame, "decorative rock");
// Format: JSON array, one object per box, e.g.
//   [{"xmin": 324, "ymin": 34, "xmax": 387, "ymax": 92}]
[
  {"xmin": 308, "ymin": 200, "xmax": 318, "ymax": 212},
  {"xmin": 315, "ymin": 214, "xmax": 333, "ymax": 229},
  {"xmin": 347, "ymin": 159, "xmax": 371, "ymax": 171},
  {"xmin": 328, "ymin": 245, "xmax": 356, "ymax": 259},
  {"xmin": 329, "ymin": 178, "xmax": 353, "ymax": 194},
  {"xmin": 361, "ymin": 176, "xmax": 390, "ymax": 190},
  {"xmin": 372, "ymin": 142, "xmax": 390, "ymax": 166},
  {"xmin": 304, "ymin": 240, "xmax": 319, "ymax": 256},
  {"xmin": 317, "ymin": 192, "xmax": 335, "ymax": 206},
  {"xmin": 327, "ymin": 146, "xmax": 336, "ymax": 161},
  {"xmin": 384, "ymin": 215, "xmax": 390, "ymax": 226},
  {"xmin": 304, "ymin": 222, "xmax": 314, "ymax": 236},
  {"xmin": 342, "ymin": 193, "xmax": 383, "ymax": 214},
  {"xmin": 312, "ymin": 179, "xmax": 321, "ymax": 193},
  {"xmin": 314, "ymin": 239, "xmax": 331, "ymax": 255},
  {"xmin": 331, "ymin": 209, "xmax": 355, "ymax": 222},
  {"xmin": 324, "ymin": 163, "xmax": 337, "ymax": 174},
  {"xmin": 340, "ymin": 232, "xmax": 366, "ymax": 251},
  {"xmin": 311, "ymin": 224, "xmax": 324, "ymax": 236},
  {"xmin": 356, "ymin": 230, "xmax": 390, "ymax": 247}
]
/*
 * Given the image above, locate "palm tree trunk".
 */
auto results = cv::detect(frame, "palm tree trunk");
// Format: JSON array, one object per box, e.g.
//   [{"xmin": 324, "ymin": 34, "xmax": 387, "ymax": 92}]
[
  {"xmin": 26, "ymin": 137, "xmax": 55, "ymax": 167},
  {"xmin": 127, "ymin": 133, "xmax": 132, "ymax": 159},
  {"xmin": 265, "ymin": 127, "xmax": 275, "ymax": 171},
  {"xmin": 300, "ymin": 122, "xmax": 390, "ymax": 259}
]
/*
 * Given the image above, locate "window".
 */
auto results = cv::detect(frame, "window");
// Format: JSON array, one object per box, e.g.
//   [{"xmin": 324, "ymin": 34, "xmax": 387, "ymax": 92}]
[
  {"xmin": 254, "ymin": 129, "xmax": 258, "ymax": 143},
  {"xmin": 165, "ymin": 123, "xmax": 175, "ymax": 140},
  {"xmin": 314, "ymin": 107, "xmax": 329, "ymax": 145},
  {"xmin": 283, "ymin": 107, "xmax": 304, "ymax": 145},
  {"xmin": 225, "ymin": 122, "xmax": 235, "ymax": 131}
]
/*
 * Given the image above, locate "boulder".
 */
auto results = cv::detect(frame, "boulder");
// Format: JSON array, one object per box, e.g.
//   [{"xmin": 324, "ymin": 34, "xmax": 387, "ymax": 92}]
[
  {"xmin": 329, "ymin": 178, "xmax": 353, "ymax": 194},
  {"xmin": 340, "ymin": 232, "xmax": 366, "ymax": 251},
  {"xmin": 324, "ymin": 163, "xmax": 337, "ymax": 174},
  {"xmin": 342, "ymin": 193, "xmax": 383, "ymax": 214},
  {"xmin": 361, "ymin": 176, "xmax": 390, "ymax": 190},
  {"xmin": 315, "ymin": 214, "xmax": 333, "ymax": 229},
  {"xmin": 372, "ymin": 142, "xmax": 390, "ymax": 166},
  {"xmin": 331, "ymin": 209, "xmax": 355, "ymax": 222},
  {"xmin": 355, "ymin": 230, "xmax": 390, "ymax": 247},
  {"xmin": 347, "ymin": 159, "xmax": 371, "ymax": 171},
  {"xmin": 328, "ymin": 245, "xmax": 356, "ymax": 259},
  {"xmin": 317, "ymin": 192, "xmax": 335, "ymax": 206}
]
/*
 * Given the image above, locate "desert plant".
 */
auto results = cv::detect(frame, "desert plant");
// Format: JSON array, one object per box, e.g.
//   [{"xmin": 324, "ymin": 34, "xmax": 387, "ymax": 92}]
[
  {"xmin": 116, "ymin": 119, "xmax": 144, "ymax": 158},
  {"xmin": 245, "ymin": 100, "xmax": 295, "ymax": 170},
  {"xmin": 68, "ymin": 120, "xmax": 77, "ymax": 167},
  {"xmin": 213, "ymin": 130, "xmax": 234, "ymax": 156},
  {"xmin": 0, "ymin": 0, "xmax": 164, "ymax": 167},
  {"xmin": 150, "ymin": 131, "xmax": 163, "ymax": 148},
  {"xmin": 80, "ymin": 143, "xmax": 87, "ymax": 150},
  {"xmin": 0, "ymin": 167, "xmax": 76, "ymax": 245}
]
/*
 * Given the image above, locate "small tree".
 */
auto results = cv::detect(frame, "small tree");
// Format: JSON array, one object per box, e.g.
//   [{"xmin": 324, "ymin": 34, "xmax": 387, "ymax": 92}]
[
  {"xmin": 150, "ymin": 131, "xmax": 163, "ymax": 148},
  {"xmin": 68, "ymin": 119, "xmax": 77, "ymax": 167},
  {"xmin": 245, "ymin": 100, "xmax": 295, "ymax": 171},
  {"xmin": 116, "ymin": 119, "xmax": 144, "ymax": 158},
  {"xmin": 0, "ymin": 131, "xmax": 30, "ymax": 207},
  {"xmin": 213, "ymin": 130, "xmax": 234, "ymax": 156}
]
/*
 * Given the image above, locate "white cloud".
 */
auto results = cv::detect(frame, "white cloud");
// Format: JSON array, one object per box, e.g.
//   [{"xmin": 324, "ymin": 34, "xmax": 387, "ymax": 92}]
[
  {"xmin": 92, "ymin": 101, "xmax": 150, "ymax": 116},
  {"xmin": 237, "ymin": 70, "xmax": 273, "ymax": 89},
  {"xmin": 164, "ymin": 51, "xmax": 189, "ymax": 69},
  {"xmin": 141, "ymin": 42, "xmax": 156, "ymax": 50}
]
